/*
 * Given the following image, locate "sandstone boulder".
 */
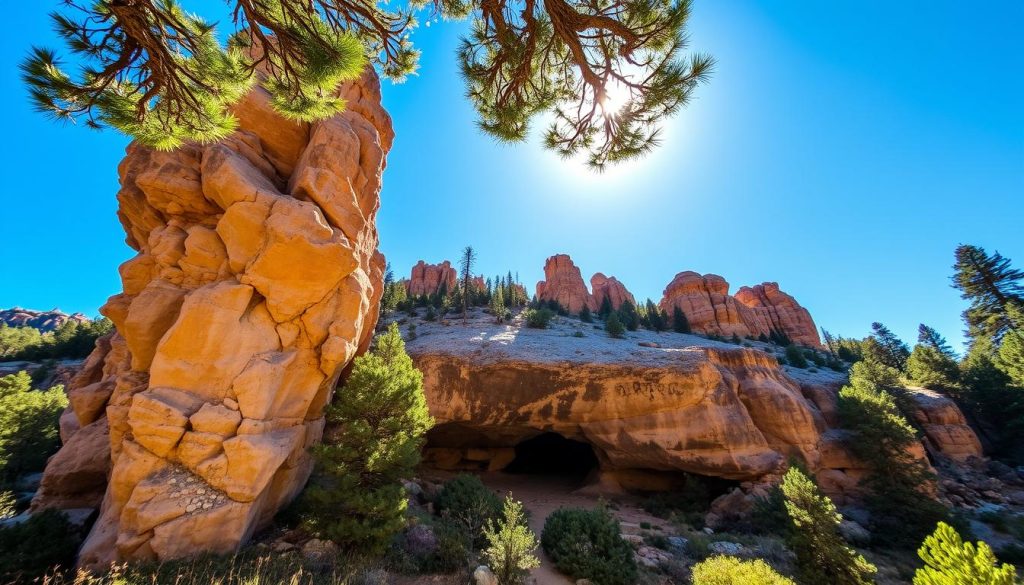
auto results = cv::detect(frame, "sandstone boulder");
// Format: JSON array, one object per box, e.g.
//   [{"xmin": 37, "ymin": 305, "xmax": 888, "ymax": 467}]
[
  {"xmin": 34, "ymin": 68, "xmax": 392, "ymax": 568},
  {"xmin": 907, "ymin": 388, "xmax": 983, "ymax": 462},
  {"xmin": 590, "ymin": 273, "xmax": 636, "ymax": 311}
]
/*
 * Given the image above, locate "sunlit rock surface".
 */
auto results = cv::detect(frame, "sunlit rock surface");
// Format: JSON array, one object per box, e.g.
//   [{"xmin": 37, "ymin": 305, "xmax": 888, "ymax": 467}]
[{"xmin": 32, "ymin": 69, "xmax": 393, "ymax": 568}]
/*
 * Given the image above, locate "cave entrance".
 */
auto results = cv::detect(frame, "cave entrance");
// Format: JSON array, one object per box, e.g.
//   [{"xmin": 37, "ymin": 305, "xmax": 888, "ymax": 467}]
[{"xmin": 503, "ymin": 432, "xmax": 599, "ymax": 478}]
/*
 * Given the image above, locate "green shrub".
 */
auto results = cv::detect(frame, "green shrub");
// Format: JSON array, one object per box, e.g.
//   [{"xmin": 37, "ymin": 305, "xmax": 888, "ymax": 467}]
[
  {"xmin": 0, "ymin": 509, "xmax": 82, "ymax": 583},
  {"xmin": 780, "ymin": 467, "xmax": 876, "ymax": 585},
  {"xmin": 691, "ymin": 555, "xmax": 796, "ymax": 585},
  {"xmin": 0, "ymin": 374, "xmax": 68, "ymax": 482},
  {"xmin": 300, "ymin": 323, "xmax": 433, "ymax": 553},
  {"xmin": 572, "ymin": 331, "xmax": 585, "ymax": 338},
  {"xmin": 784, "ymin": 345, "xmax": 808, "ymax": 368},
  {"xmin": 579, "ymin": 306, "xmax": 593, "ymax": 323},
  {"xmin": 541, "ymin": 507, "xmax": 637, "ymax": 585},
  {"xmin": 913, "ymin": 522, "xmax": 1016, "ymax": 584},
  {"xmin": 524, "ymin": 308, "xmax": 554, "ymax": 329},
  {"xmin": 482, "ymin": 496, "xmax": 540, "ymax": 585},
  {"xmin": 605, "ymin": 312, "xmax": 626, "ymax": 338},
  {"xmin": 0, "ymin": 491, "xmax": 15, "ymax": 519},
  {"xmin": 0, "ymin": 319, "xmax": 112, "ymax": 361},
  {"xmin": 435, "ymin": 474, "xmax": 502, "ymax": 548}
]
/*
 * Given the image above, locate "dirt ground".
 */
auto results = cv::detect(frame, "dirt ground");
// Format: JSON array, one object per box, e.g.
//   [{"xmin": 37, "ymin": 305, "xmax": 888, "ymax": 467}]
[{"xmin": 418, "ymin": 469, "xmax": 678, "ymax": 585}]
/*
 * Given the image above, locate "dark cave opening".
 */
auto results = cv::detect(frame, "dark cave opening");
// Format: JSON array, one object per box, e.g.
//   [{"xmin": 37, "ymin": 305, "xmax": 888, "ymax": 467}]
[{"xmin": 503, "ymin": 432, "xmax": 599, "ymax": 477}]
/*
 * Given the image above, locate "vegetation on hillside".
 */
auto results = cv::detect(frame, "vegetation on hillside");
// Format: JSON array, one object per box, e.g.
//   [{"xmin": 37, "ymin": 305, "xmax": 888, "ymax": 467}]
[{"xmin": 0, "ymin": 318, "xmax": 112, "ymax": 362}]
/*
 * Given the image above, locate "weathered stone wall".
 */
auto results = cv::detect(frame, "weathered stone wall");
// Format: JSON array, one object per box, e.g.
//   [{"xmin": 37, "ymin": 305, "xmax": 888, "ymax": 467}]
[{"xmin": 32, "ymin": 70, "xmax": 393, "ymax": 568}]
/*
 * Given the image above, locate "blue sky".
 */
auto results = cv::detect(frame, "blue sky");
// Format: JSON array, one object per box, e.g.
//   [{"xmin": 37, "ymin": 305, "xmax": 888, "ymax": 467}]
[{"xmin": 1, "ymin": 1, "xmax": 1021, "ymax": 352}]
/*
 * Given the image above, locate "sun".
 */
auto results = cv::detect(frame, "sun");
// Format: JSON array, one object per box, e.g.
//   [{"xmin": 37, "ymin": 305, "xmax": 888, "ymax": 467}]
[{"xmin": 598, "ymin": 80, "xmax": 632, "ymax": 117}]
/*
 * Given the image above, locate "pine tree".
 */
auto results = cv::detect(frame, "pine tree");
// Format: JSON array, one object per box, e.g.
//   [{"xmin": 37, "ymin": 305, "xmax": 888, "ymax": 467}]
[
  {"xmin": 913, "ymin": 522, "xmax": 1016, "ymax": 585},
  {"xmin": 961, "ymin": 339, "xmax": 1024, "ymax": 463},
  {"xmin": 300, "ymin": 323, "xmax": 433, "ymax": 552},
  {"xmin": 490, "ymin": 286, "xmax": 507, "ymax": 323},
  {"xmin": 918, "ymin": 324, "xmax": 955, "ymax": 357},
  {"xmin": 459, "ymin": 246, "xmax": 476, "ymax": 325},
  {"xmin": 645, "ymin": 299, "xmax": 665, "ymax": 332},
  {"xmin": 907, "ymin": 344, "xmax": 960, "ymax": 390},
  {"xmin": 673, "ymin": 306, "xmax": 691, "ymax": 334},
  {"xmin": 482, "ymin": 496, "xmax": 541, "ymax": 585},
  {"xmin": 869, "ymin": 322, "xmax": 911, "ymax": 371},
  {"xmin": 598, "ymin": 296, "xmax": 614, "ymax": 320},
  {"xmin": 822, "ymin": 328, "xmax": 838, "ymax": 356},
  {"xmin": 606, "ymin": 313, "xmax": 626, "ymax": 339},
  {"xmin": 579, "ymin": 305, "xmax": 593, "ymax": 323},
  {"xmin": 780, "ymin": 466, "xmax": 876, "ymax": 585},
  {"xmin": 619, "ymin": 301, "xmax": 639, "ymax": 331},
  {"xmin": 952, "ymin": 244, "xmax": 1024, "ymax": 345},
  {"xmin": 25, "ymin": 0, "xmax": 714, "ymax": 167}
]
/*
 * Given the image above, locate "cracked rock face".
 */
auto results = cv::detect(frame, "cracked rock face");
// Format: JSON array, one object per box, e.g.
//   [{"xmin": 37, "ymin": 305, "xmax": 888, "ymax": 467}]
[{"xmin": 32, "ymin": 69, "xmax": 393, "ymax": 568}]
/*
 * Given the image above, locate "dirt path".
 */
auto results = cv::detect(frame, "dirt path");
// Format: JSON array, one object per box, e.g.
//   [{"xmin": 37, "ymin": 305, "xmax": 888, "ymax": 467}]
[{"xmin": 472, "ymin": 472, "xmax": 676, "ymax": 585}]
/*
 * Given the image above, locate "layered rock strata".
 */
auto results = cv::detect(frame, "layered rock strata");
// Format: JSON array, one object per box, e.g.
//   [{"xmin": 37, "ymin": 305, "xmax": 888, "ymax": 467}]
[
  {"xmin": 32, "ymin": 70, "xmax": 393, "ymax": 568},
  {"xmin": 406, "ymin": 260, "xmax": 458, "ymax": 297}
]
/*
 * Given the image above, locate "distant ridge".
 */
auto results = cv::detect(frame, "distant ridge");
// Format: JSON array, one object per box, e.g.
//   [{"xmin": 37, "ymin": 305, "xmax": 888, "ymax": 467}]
[{"xmin": 0, "ymin": 307, "xmax": 90, "ymax": 333}]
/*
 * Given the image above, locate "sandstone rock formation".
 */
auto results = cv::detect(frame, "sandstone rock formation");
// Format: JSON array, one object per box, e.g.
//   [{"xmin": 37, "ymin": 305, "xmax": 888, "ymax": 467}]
[
  {"xmin": 907, "ymin": 388, "xmax": 984, "ymax": 463},
  {"xmin": 660, "ymin": 272, "xmax": 821, "ymax": 347},
  {"xmin": 535, "ymin": 254, "xmax": 635, "ymax": 314},
  {"xmin": 535, "ymin": 254, "xmax": 593, "ymax": 313},
  {"xmin": 32, "ymin": 69, "xmax": 393, "ymax": 568},
  {"xmin": 398, "ymin": 312, "xmax": 979, "ymax": 504},
  {"xmin": 590, "ymin": 273, "xmax": 636, "ymax": 312},
  {"xmin": 406, "ymin": 260, "xmax": 457, "ymax": 297},
  {"xmin": 0, "ymin": 307, "xmax": 90, "ymax": 332}
]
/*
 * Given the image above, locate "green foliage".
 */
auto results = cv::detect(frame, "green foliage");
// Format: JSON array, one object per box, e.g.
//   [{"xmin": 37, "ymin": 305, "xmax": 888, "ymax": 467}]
[
  {"xmin": 435, "ymin": 474, "xmax": 502, "ymax": 549},
  {"xmin": 0, "ymin": 374, "xmax": 68, "ymax": 483},
  {"xmin": 0, "ymin": 318, "xmax": 113, "ymax": 362},
  {"xmin": 780, "ymin": 467, "xmax": 876, "ymax": 585},
  {"xmin": 541, "ymin": 507, "xmax": 638, "ymax": 585},
  {"xmin": 524, "ymin": 308, "xmax": 554, "ymax": 329},
  {"xmin": 908, "ymin": 344, "xmax": 961, "ymax": 389},
  {"xmin": 482, "ymin": 496, "xmax": 540, "ymax": 585},
  {"xmin": 691, "ymin": 555, "xmax": 796, "ymax": 585},
  {"xmin": 301, "ymin": 323, "xmax": 433, "ymax": 552},
  {"xmin": 838, "ymin": 362, "xmax": 949, "ymax": 548},
  {"xmin": 379, "ymin": 264, "xmax": 408, "ymax": 321},
  {"xmin": 490, "ymin": 286, "xmax": 508, "ymax": 323},
  {"xmin": 673, "ymin": 306, "xmax": 691, "ymax": 334},
  {"xmin": 960, "ymin": 339, "xmax": 1024, "ymax": 464},
  {"xmin": 578, "ymin": 305, "xmax": 593, "ymax": 323},
  {"xmin": 0, "ymin": 509, "xmax": 82, "ymax": 583},
  {"xmin": 605, "ymin": 312, "xmax": 626, "ymax": 339},
  {"xmin": 618, "ymin": 301, "xmax": 639, "ymax": 331},
  {"xmin": 869, "ymin": 322, "xmax": 911, "ymax": 371},
  {"xmin": 640, "ymin": 475, "xmax": 711, "ymax": 528},
  {"xmin": 642, "ymin": 299, "xmax": 667, "ymax": 332},
  {"xmin": 784, "ymin": 344, "xmax": 808, "ymax": 368},
  {"xmin": 913, "ymin": 522, "xmax": 1016, "ymax": 585},
  {"xmin": 996, "ymin": 304, "xmax": 1024, "ymax": 387},
  {"xmin": 952, "ymin": 244, "xmax": 1023, "ymax": 344},
  {"xmin": 459, "ymin": 246, "xmax": 477, "ymax": 322},
  {"xmin": 0, "ymin": 491, "xmax": 15, "ymax": 520}
]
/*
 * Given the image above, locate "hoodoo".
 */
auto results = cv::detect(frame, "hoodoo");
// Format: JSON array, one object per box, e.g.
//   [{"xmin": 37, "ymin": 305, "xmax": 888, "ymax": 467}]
[{"xmin": 31, "ymin": 70, "xmax": 393, "ymax": 567}]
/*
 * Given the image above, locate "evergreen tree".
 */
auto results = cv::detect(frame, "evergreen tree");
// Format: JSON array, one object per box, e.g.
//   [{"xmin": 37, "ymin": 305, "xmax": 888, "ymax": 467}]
[
  {"xmin": 598, "ymin": 296, "xmax": 614, "ymax": 320},
  {"xmin": 780, "ymin": 466, "xmax": 876, "ymax": 585},
  {"xmin": 24, "ymin": 0, "xmax": 713, "ymax": 167},
  {"xmin": 913, "ymin": 522, "xmax": 1016, "ymax": 585},
  {"xmin": 822, "ymin": 328, "xmax": 838, "ymax": 356},
  {"xmin": 579, "ymin": 305, "xmax": 593, "ymax": 323},
  {"xmin": 952, "ymin": 244, "xmax": 1024, "ymax": 345},
  {"xmin": 301, "ymin": 323, "xmax": 433, "ymax": 552},
  {"xmin": 961, "ymin": 339, "xmax": 1024, "ymax": 463},
  {"xmin": 619, "ymin": 300, "xmax": 639, "ymax": 331},
  {"xmin": 870, "ymin": 322, "xmax": 911, "ymax": 372},
  {"xmin": 907, "ymin": 344, "xmax": 960, "ymax": 390},
  {"xmin": 490, "ymin": 286, "xmax": 507, "ymax": 323},
  {"xmin": 459, "ymin": 246, "xmax": 476, "ymax": 324},
  {"xmin": 605, "ymin": 313, "xmax": 626, "ymax": 339},
  {"xmin": 645, "ymin": 300, "xmax": 666, "ymax": 332},
  {"xmin": 482, "ymin": 496, "xmax": 541, "ymax": 585},
  {"xmin": 839, "ymin": 361, "xmax": 948, "ymax": 548},
  {"xmin": 918, "ymin": 324, "xmax": 956, "ymax": 357},
  {"xmin": 673, "ymin": 306, "xmax": 691, "ymax": 334}
]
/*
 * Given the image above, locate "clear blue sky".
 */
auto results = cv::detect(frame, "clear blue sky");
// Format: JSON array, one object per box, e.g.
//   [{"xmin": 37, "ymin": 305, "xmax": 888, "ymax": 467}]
[{"xmin": 1, "ymin": 1, "xmax": 1021, "ymax": 352}]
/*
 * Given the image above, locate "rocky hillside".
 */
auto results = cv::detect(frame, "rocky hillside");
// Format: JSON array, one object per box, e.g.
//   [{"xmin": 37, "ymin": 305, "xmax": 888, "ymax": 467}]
[
  {"xmin": 0, "ymin": 307, "xmax": 89, "ymax": 332},
  {"xmin": 390, "ymin": 307, "xmax": 982, "ymax": 507}
]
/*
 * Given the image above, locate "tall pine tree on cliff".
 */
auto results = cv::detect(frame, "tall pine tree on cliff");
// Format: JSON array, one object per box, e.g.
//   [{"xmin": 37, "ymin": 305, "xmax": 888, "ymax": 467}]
[
  {"xmin": 869, "ymin": 322, "xmax": 911, "ymax": 372},
  {"xmin": 22, "ymin": 0, "xmax": 713, "ymax": 168},
  {"xmin": 301, "ymin": 323, "xmax": 433, "ymax": 552}
]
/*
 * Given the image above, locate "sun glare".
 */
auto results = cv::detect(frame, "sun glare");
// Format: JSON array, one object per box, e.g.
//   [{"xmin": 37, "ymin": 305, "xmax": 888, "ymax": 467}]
[{"xmin": 598, "ymin": 81, "xmax": 632, "ymax": 117}]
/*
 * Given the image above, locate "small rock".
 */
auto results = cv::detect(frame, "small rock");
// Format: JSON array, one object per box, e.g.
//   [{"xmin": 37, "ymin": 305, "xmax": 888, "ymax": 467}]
[
  {"xmin": 271, "ymin": 541, "xmax": 296, "ymax": 553},
  {"xmin": 404, "ymin": 524, "xmax": 438, "ymax": 557},
  {"xmin": 667, "ymin": 536, "xmax": 689, "ymax": 553},
  {"xmin": 302, "ymin": 538, "xmax": 339, "ymax": 563},
  {"xmin": 576, "ymin": 580, "xmax": 593, "ymax": 585},
  {"xmin": 838, "ymin": 520, "xmax": 871, "ymax": 546},
  {"xmin": 702, "ymin": 527, "xmax": 715, "ymax": 535},
  {"xmin": 621, "ymin": 534, "xmax": 645, "ymax": 546},
  {"xmin": 638, "ymin": 342, "xmax": 661, "ymax": 348},
  {"xmin": 473, "ymin": 565, "xmax": 498, "ymax": 585},
  {"xmin": 708, "ymin": 541, "xmax": 743, "ymax": 556}
]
